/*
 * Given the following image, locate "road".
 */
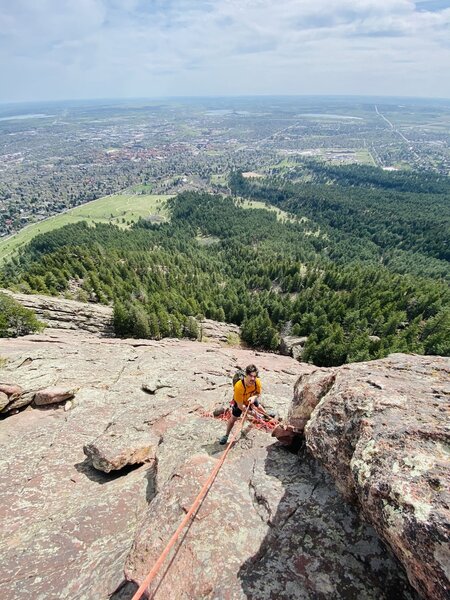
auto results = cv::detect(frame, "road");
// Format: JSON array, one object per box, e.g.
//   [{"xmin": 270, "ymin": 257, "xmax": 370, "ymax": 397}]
[{"xmin": 374, "ymin": 105, "xmax": 420, "ymax": 159}]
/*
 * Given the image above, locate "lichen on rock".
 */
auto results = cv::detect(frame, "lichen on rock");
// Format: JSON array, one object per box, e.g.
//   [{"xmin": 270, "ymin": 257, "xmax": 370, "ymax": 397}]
[{"xmin": 287, "ymin": 353, "xmax": 450, "ymax": 600}]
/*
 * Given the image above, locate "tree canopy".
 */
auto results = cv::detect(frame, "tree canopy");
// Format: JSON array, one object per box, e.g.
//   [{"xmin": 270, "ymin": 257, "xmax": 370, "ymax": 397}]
[{"xmin": 2, "ymin": 163, "xmax": 449, "ymax": 366}]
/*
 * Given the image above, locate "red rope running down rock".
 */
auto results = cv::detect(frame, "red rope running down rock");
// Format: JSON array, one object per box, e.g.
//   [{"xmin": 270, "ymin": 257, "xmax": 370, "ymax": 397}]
[{"xmin": 130, "ymin": 405, "xmax": 251, "ymax": 600}]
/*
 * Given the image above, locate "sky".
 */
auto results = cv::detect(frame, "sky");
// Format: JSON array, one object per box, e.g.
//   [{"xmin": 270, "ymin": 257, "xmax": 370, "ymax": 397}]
[{"xmin": 1, "ymin": 0, "xmax": 450, "ymax": 103}]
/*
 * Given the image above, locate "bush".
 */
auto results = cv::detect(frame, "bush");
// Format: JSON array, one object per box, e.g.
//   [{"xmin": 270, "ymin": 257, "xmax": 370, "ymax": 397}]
[{"xmin": 0, "ymin": 293, "xmax": 43, "ymax": 337}]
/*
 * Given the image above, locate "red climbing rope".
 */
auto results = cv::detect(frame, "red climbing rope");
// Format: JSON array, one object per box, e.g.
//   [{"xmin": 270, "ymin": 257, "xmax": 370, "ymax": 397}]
[
  {"xmin": 250, "ymin": 403, "xmax": 281, "ymax": 430},
  {"xmin": 130, "ymin": 404, "xmax": 252, "ymax": 600},
  {"xmin": 200, "ymin": 403, "xmax": 281, "ymax": 433}
]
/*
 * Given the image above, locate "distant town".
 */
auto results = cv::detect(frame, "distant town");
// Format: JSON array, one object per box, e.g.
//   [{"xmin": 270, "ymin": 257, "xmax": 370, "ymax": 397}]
[{"xmin": 1, "ymin": 96, "xmax": 449, "ymax": 238}]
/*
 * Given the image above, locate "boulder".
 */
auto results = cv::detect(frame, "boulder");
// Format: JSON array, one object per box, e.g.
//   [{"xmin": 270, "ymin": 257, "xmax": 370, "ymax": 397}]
[
  {"xmin": 212, "ymin": 403, "xmax": 226, "ymax": 417},
  {"xmin": 0, "ymin": 392, "xmax": 8, "ymax": 411},
  {"xmin": 287, "ymin": 368, "xmax": 335, "ymax": 433},
  {"xmin": 0, "ymin": 383, "xmax": 23, "ymax": 397},
  {"xmin": 291, "ymin": 353, "xmax": 450, "ymax": 600},
  {"xmin": 83, "ymin": 424, "xmax": 160, "ymax": 473},
  {"xmin": 34, "ymin": 387, "xmax": 76, "ymax": 406},
  {"xmin": 280, "ymin": 335, "xmax": 308, "ymax": 360},
  {"xmin": 1, "ymin": 391, "xmax": 34, "ymax": 412},
  {"xmin": 0, "ymin": 383, "xmax": 24, "ymax": 411},
  {"xmin": 271, "ymin": 423, "xmax": 296, "ymax": 445}
]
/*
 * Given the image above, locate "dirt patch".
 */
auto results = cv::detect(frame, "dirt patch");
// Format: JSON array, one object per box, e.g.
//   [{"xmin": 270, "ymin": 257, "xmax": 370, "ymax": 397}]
[{"xmin": 242, "ymin": 171, "xmax": 264, "ymax": 178}]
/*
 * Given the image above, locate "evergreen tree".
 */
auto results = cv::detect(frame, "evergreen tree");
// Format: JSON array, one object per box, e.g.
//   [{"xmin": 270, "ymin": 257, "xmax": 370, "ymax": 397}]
[
  {"xmin": 130, "ymin": 305, "xmax": 151, "ymax": 339},
  {"xmin": 0, "ymin": 293, "xmax": 43, "ymax": 337},
  {"xmin": 184, "ymin": 316, "xmax": 199, "ymax": 339},
  {"xmin": 422, "ymin": 309, "xmax": 450, "ymax": 356},
  {"xmin": 113, "ymin": 301, "xmax": 129, "ymax": 336}
]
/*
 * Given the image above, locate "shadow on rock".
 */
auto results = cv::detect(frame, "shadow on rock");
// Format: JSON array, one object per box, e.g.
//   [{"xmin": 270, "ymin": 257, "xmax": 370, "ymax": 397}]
[
  {"xmin": 75, "ymin": 457, "xmax": 143, "ymax": 484},
  {"xmin": 145, "ymin": 462, "xmax": 158, "ymax": 503},
  {"xmin": 200, "ymin": 440, "xmax": 228, "ymax": 457},
  {"xmin": 238, "ymin": 444, "xmax": 419, "ymax": 600},
  {"xmin": 110, "ymin": 579, "xmax": 139, "ymax": 600}
]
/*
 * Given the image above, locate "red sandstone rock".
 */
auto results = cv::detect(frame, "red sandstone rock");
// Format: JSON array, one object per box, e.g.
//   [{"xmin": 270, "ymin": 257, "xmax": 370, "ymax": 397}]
[
  {"xmin": 83, "ymin": 425, "xmax": 160, "ymax": 473},
  {"xmin": 291, "ymin": 353, "xmax": 450, "ymax": 600},
  {"xmin": 271, "ymin": 423, "xmax": 296, "ymax": 445},
  {"xmin": 0, "ymin": 383, "xmax": 23, "ymax": 397},
  {"xmin": 0, "ymin": 331, "xmax": 420, "ymax": 600},
  {"xmin": 0, "ymin": 391, "xmax": 8, "ymax": 411},
  {"xmin": 34, "ymin": 387, "xmax": 75, "ymax": 406},
  {"xmin": 289, "ymin": 369, "xmax": 336, "ymax": 433},
  {"xmin": 2, "ymin": 390, "xmax": 34, "ymax": 412}
]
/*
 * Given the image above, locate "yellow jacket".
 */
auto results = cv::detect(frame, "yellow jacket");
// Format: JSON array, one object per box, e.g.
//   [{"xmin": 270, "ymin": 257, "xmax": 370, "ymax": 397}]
[{"xmin": 233, "ymin": 378, "xmax": 262, "ymax": 407}]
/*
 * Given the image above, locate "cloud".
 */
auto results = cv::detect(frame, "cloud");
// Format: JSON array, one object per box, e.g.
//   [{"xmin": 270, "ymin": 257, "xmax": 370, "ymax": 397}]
[{"xmin": 1, "ymin": 0, "xmax": 450, "ymax": 101}]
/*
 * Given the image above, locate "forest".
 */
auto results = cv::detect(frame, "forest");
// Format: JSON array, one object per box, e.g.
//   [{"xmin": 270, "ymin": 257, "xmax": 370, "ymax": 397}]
[
  {"xmin": 1, "ymin": 163, "xmax": 449, "ymax": 366},
  {"xmin": 230, "ymin": 166, "xmax": 450, "ymax": 278}
]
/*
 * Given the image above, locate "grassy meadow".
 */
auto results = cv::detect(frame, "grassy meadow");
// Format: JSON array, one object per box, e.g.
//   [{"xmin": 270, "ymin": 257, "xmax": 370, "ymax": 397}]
[
  {"xmin": 0, "ymin": 193, "xmax": 172, "ymax": 263},
  {"xmin": 241, "ymin": 199, "xmax": 297, "ymax": 223}
]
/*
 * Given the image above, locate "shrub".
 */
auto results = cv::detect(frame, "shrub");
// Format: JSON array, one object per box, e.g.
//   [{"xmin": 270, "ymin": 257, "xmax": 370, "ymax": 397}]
[{"xmin": 0, "ymin": 293, "xmax": 43, "ymax": 338}]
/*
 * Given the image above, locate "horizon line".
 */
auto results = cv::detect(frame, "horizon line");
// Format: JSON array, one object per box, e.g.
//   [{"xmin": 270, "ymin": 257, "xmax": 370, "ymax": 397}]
[{"xmin": 1, "ymin": 93, "xmax": 450, "ymax": 107}]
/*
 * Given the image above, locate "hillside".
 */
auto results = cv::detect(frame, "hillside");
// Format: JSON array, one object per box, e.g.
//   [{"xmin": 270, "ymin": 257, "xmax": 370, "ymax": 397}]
[
  {"xmin": 1, "ymin": 165, "xmax": 449, "ymax": 367},
  {"xmin": 0, "ymin": 192, "xmax": 170, "ymax": 263}
]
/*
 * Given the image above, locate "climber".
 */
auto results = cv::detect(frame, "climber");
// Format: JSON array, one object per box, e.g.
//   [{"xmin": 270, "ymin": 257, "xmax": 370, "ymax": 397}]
[{"xmin": 219, "ymin": 364, "xmax": 262, "ymax": 445}]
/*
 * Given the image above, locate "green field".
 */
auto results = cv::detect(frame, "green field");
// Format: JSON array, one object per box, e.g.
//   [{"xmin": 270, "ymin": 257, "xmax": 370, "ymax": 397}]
[
  {"xmin": 127, "ymin": 183, "xmax": 154, "ymax": 194},
  {"xmin": 241, "ymin": 199, "xmax": 297, "ymax": 223},
  {"xmin": 0, "ymin": 193, "xmax": 172, "ymax": 263}
]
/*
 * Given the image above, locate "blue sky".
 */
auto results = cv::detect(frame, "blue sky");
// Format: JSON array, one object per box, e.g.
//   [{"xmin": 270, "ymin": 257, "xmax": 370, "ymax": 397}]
[{"xmin": 1, "ymin": 0, "xmax": 450, "ymax": 102}]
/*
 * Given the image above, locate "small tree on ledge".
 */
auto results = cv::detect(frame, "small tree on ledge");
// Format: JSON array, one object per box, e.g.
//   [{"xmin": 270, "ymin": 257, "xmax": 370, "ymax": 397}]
[{"xmin": 0, "ymin": 293, "xmax": 43, "ymax": 338}]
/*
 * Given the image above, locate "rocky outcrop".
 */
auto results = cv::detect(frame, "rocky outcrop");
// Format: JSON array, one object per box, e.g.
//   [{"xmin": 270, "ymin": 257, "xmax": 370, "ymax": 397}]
[
  {"xmin": 284, "ymin": 354, "xmax": 450, "ymax": 600},
  {"xmin": 0, "ymin": 330, "xmax": 418, "ymax": 600},
  {"xmin": 0, "ymin": 289, "xmax": 114, "ymax": 334},
  {"xmin": 280, "ymin": 335, "xmax": 308, "ymax": 360},
  {"xmin": 199, "ymin": 317, "xmax": 241, "ymax": 344},
  {"xmin": 1, "ymin": 290, "xmax": 242, "ymax": 344},
  {"xmin": 34, "ymin": 387, "xmax": 76, "ymax": 406},
  {"xmin": 1, "ymin": 382, "xmax": 25, "ymax": 411},
  {"xmin": 0, "ymin": 378, "xmax": 76, "ymax": 413}
]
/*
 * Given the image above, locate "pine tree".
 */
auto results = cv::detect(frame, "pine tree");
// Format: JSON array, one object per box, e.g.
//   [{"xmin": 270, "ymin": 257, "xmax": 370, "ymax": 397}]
[
  {"xmin": 148, "ymin": 312, "xmax": 161, "ymax": 339},
  {"xmin": 130, "ymin": 305, "xmax": 150, "ymax": 339},
  {"xmin": 184, "ymin": 316, "xmax": 199, "ymax": 339},
  {"xmin": 0, "ymin": 293, "xmax": 43, "ymax": 337}
]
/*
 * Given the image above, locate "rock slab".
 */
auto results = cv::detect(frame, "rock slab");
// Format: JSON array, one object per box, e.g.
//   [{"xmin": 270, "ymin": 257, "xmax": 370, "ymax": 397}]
[
  {"xmin": 0, "ymin": 330, "xmax": 312, "ymax": 599},
  {"xmin": 289, "ymin": 353, "xmax": 450, "ymax": 600},
  {"xmin": 125, "ymin": 442, "xmax": 418, "ymax": 600},
  {"xmin": 0, "ymin": 331, "xmax": 426, "ymax": 600},
  {"xmin": 1, "ymin": 288, "xmax": 114, "ymax": 334}
]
